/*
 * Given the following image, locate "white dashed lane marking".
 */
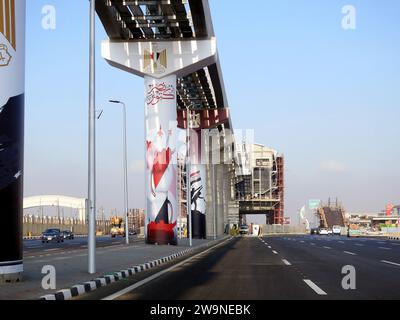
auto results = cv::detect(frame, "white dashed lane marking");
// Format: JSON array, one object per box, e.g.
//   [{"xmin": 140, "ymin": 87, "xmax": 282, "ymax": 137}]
[
  {"xmin": 381, "ymin": 260, "xmax": 400, "ymax": 267},
  {"xmin": 303, "ymin": 280, "xmax": 327, "ymax": 295},
  {"xmin": 282, "ymin": 259, "xmax": 292, "ymax": 266}
]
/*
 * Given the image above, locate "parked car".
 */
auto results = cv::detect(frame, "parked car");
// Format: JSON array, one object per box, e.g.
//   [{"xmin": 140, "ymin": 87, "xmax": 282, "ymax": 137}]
[
  {"xmin": 129, "ymin": 229, "xmax": 137, "ymax": 236},
  {"xmin": 319, "ymin": 228, "xmax": 329, "ymax": 235},
  {"xmin": 239, "ymin": 224, "xmax": 249, "ymax": 235},
  {"xmin": 310, "ymin": 228, "xmax": 319, "ymax": 235},
  {"xmin": 41, "ymin": 229, "xmax": 63, "ymax": 243},
  {"xmin": 332, "ymin": 225, "xmax": 342, "ymax": 236},
  {"xmin": 61, "ymin": 230, "xmax": 74, "ymax": 240},
  {"xmin": 327, "ymin": 229, "xmax": 333, "ymax": 235}
]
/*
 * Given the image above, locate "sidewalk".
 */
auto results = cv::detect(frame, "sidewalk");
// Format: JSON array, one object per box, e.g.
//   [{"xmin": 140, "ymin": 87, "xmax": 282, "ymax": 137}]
[{"xmin": 0, "ymin": 238, "xmax": 225, "ymax": 300}]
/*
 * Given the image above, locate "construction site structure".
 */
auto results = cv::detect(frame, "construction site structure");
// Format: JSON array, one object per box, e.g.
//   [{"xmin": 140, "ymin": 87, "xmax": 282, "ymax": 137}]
[
  {"xmin": 317, "ymin": 198, "xmax": 346, "ymax": 228},
  {"xmin": 235, "ymin": 143, "xmax": 285, "ymax": 225}
]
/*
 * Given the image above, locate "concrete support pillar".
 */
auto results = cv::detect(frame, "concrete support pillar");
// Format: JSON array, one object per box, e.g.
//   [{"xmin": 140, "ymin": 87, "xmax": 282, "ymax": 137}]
[
  {"xmin": 205, "ymin": 163, "xmax": 214, "ymax": 239},
  {"xmin": 219, "ymin": 165, "xmax": 225, "ymax": 234},
  {"xmin": 145, "ymin": 75, "xmax": 178, "ymax": 245},
  {"xmin": 223, "ymin": 165, "xmax": 230, "ymax": 230},
  {"xmin": 189, "ymin": 130, "xmax": 206, "ymax": 239},
  {"xmin": 101, "ymin": 38, "xmax": 217, "ymax": 245},
  {"xmin": 0, "ymin": 0, "xmax": 25, "ymax": 282},
  {"xmin": 205, "ymin": 131, "xmax": 217, "ymax": 239}
]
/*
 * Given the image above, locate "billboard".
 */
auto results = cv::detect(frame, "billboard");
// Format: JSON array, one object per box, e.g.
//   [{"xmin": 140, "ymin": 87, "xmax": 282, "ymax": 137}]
[{"xmin": 309, "ymin": 199, "xmax": 321, "ymax": 210}]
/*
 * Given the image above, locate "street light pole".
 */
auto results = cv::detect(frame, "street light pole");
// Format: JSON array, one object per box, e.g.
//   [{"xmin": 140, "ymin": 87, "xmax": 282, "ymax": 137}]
[
  {"xmin": 110, "ymin": 100, "xmax": 129, "ymax": 245},
  {"xmin": 88, "ymin": 0, "xmax": 96, "ymax": 274},
  {"xmin": 186, "ymin": 105, "xmax": 193, "ymax": 247}
]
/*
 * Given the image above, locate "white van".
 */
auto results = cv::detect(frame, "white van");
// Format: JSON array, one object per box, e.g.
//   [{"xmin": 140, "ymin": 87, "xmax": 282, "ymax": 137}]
[{"xmin": 332, "ymin": 225, "xmax": 342, "ymax": 236}]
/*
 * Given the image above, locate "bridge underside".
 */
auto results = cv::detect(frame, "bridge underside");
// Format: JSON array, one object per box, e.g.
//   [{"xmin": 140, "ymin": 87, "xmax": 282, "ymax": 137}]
[{"xmin": 239, "ymin": 199, "xmax": 283, "ymax": 225}]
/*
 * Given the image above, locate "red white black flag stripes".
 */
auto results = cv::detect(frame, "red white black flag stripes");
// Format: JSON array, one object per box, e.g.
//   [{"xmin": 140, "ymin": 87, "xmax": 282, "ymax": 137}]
[{"xmin": 145, "ymin": 75, "xmax": 178, "ymax": 245}]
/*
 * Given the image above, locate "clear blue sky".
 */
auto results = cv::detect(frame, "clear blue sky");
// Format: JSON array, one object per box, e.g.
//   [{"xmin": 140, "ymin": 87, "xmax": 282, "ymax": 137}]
[{"xmin": 24, "ymin": 1, "xmax": 400, "ymax": 221}]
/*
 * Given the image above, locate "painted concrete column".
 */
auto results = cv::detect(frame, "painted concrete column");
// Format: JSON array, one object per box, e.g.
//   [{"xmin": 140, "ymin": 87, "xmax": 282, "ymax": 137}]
[
  {"xmin": 101, "ymin": 38, "xmax": 217, "ymax": 245},
  {"xmin": 189, "ymin": 130, "xmax": 206, "ymax": 239},
  {"xmin": 0, "ymin": 0, "xmax": 25, "ymax": 282},
  {"xmin": 145, "ymin": 75, "xmax": 178, "ymax": 245},
  {"xmin": 205, "ymin": 132, "xmax": 216, "ymax": 239}
]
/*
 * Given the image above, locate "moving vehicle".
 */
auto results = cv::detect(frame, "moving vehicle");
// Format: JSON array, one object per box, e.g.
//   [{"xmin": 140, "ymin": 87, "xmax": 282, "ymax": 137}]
[
  {"xmin": 318, "ymin": 228, "xmax": 329, "ymax": 235},
  {"xmin": 61, "ymin": 230, "xmax": 74, "ymax": 240},
  {"xmin": 239, "ymin": 224, "xmax": 249, "ymax": 235},
  {"xmin": 41, "ymin": 229, "xmax": 63, "ymax": 243},
  {"xmin": 110, "ymin": 216, "xmax": 125, "ymax": 238},
  {"xmin": 332, "ymin": 225, "xmax": 342, "ymax": 236}
]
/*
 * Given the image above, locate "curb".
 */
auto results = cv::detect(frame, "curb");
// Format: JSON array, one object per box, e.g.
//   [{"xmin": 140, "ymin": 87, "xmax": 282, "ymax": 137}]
[{"xmin": 39, "ymin": 237, "xmax": 230, "ymax": 300}]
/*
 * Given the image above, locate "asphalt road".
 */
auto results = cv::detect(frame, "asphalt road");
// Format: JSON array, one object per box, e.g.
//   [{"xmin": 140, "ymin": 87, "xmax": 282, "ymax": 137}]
[
  {"xmin": 79, "ymin": 235, "xmax": 400, "ymax": 300},
  {"xmin": 23, "ymin": 236, "xmax": 140, "ymax": 258}
]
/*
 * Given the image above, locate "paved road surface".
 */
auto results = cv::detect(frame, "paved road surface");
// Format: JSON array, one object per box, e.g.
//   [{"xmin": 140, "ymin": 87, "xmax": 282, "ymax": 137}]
[
  {"xmin": 81, "ymin": 235, "xmax": 400, "ymax": 300},
  {"xmin": 1, "ymin": 237, "xmax": 215, "ymax": 300},
  {"xmin": 23, "ymin": 236, "xmax": 138, "ymax": 258}
]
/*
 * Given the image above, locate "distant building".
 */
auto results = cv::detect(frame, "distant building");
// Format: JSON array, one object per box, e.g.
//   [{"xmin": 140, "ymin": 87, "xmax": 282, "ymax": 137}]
[
  {"xmin": 128, "ymin": 209, "xmax": 145, "ymax": 231},
  {"xmin": 235, "ymin": 143, "xmax": 285, "ymax": 225}
]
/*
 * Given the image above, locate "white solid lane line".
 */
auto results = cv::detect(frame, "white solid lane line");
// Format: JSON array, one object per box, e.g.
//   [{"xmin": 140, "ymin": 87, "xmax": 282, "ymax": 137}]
[
  {"xmin": 282, "ymin": 259, "xmax": 291, "ymax": 266},
  {"xmin": 303, "ymin": 280, "xmax": 327, "ymax": 295},
  {"xmin": 272, "ymin": 250, "xmax": 278, "ymax": 254},
  {"xmin": 381, "ymin": 260, "xmax": 400, "ymax": 267},
  {"xmin": 344, "ymin": 251, "xmax": 357, "ymax": 256}
]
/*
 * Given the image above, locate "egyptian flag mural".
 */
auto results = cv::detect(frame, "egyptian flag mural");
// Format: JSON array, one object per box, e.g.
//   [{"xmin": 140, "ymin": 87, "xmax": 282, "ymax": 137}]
[
  {"xmin": 0, "ymin": 0, "xmax": 25, "ymax": 277},
  {"xmin": 188, "ymin": 130, "xmax": 207, "ymax": 239},
  {"xmin": 190, "ymin": 168, "xmax": 207, "ymax": 239},
  {"xmin": 145, "ymin": 75, "xmax": 178, "ymax": 245}
]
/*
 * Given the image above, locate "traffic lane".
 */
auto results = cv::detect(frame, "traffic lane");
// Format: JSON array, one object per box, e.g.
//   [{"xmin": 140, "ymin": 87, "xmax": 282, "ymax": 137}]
[
  {"xmin": 107, "ymin": 237, "xmax": 323, "ymax": 300},
  {"xmin": 24, "ymin": 236, "xmax": 112, "ymax": 248},
  {"xmin": 264, "ymin": 236, "xmax": 400, "ymax": 299},
  {"xmin": 280, "ymin": 235, "xmax": 400, "ymax": 263},
  {"xmin": 23, "ymin": 236, "xmax": 141, "ymax": 258}
]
